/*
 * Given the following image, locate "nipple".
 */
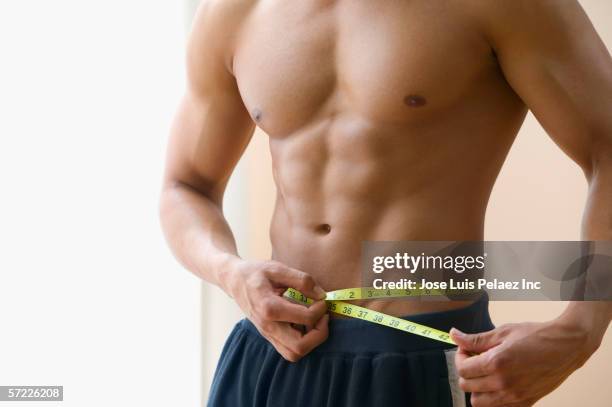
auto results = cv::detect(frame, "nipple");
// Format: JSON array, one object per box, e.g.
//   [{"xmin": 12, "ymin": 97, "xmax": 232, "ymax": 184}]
[
  {"xmin": 403, "ymin": 94, "xmax": 427, "ymax": 108},
  {"xmin": 252, "ymin": 108, "xmax": 263, "ymax": 122}
]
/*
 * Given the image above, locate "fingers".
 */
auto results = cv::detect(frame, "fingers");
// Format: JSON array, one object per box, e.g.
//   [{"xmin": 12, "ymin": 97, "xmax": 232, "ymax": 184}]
[
  {"xmin": 459, "ymin": 375, "xmax": 503, "ymax": 393},
  {"xmin": 457, "ymin": 345, "xmax": 530, "ymax": 407},
  {"xmin": 471, "ymin": 391, "xmax": 536, "ymax": 407},
  {"xmin": 239, "ymin": 261, "xmax": 330, "ymax": 361},
  {"xmin": 450, "ymin": 327, "xmax": 501, "ymax": 354},
  {"xmin": 471, "ymin": 392, "xmax": 524, "ymax": 407},
  {"xmin": 267, "ymin": 336, "xmax": 301, "ymax": 362},
  {"xmin": 298, "ymin": 312, "xmax": 330, "ymax": 353},
  {"xmin": 265, "ymin": 264, "xmax": 326, "ymax": 300},
  {"xmin": 471, "ymin": 393, "xmax": 498, "ymax": 407},
  {"xmin": 455, "ymin": 348, "xmax": 494, "ymax": 378},
  {"xmin": 259, "ymin": 296, "xmax": 328, "ymax": 326},
  {"xmin": 267, "ymin": 314, "xmax": 330, "ymax": 362}
]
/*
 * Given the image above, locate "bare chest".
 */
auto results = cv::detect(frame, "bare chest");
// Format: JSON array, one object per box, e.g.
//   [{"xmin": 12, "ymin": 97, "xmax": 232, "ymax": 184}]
[{"xmin": 233, "ymin": 0, "xmax": 495, "ymax": 137}]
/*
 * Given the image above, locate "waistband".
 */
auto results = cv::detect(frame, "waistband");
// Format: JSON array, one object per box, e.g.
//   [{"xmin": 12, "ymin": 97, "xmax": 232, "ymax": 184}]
[{"xmin": 240, "ymin": 293, "xmax": 493, "ymax": 354}]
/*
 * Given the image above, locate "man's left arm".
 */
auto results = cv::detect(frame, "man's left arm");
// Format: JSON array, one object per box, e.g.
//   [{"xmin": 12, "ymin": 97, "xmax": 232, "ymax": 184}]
[{"xmin": 451, "ymin": 1, "xmax": 612, "ymax": 406}]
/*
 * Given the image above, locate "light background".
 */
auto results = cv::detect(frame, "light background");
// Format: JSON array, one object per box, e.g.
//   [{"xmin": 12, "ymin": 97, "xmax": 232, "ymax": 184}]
[
  {"xmin": 0, "ymin": 1, "xmax": 609, "ymax": 407},
  {"xmin": 0, "ymin": 1, "xmax": 200, "ymax": 406},
  {"xmin": 201, "ymin": 1, "xmax": 612, "ymax": 406}
]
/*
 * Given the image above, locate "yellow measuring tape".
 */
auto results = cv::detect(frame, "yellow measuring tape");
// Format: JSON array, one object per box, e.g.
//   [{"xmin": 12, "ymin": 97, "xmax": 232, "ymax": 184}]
[{"xmin": 283, "ymin": 287, "xmax": 456, "ymax": 345}]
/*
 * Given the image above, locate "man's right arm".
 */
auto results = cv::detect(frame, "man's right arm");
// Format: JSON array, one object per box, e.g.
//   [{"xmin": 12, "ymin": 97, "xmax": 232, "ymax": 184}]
[{"xmin": 159, "ymin": 1, "xmax": 328, "ymax": 362}]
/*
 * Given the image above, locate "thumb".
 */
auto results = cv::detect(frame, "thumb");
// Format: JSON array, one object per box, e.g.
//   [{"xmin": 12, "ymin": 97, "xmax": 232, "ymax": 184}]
[{"xmin": 450, "ymin": 327, "xmax": 499, "ymax": 354}]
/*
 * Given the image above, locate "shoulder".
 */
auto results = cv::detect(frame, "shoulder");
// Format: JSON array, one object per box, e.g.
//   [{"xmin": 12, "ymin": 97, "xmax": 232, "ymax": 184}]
[
  {"xmin": 189, "ymin": 0, "xmax": 258, "ymax": 55},
  {"xmin": 186, "ymin": 0, "xmax": 259, "ymax": 88},
  {"xmin": 461, "ymin": 0, "xmax": 587, "ymax": 47},
  {"xmin": 193, "ymin": 0, "xmax": 258, "ymax": 30},
  {"xmin": 463, "ymin": 0, "xmax": 582, "ymax": 21}
]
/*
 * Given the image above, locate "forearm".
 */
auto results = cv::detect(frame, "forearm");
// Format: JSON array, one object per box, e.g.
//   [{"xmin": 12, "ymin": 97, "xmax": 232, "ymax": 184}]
[
  {"xmin": 559, "ymin": 302, "xmax": 612, "ymax": 353},
  {"xmin": 159, "ymin": 181, "xmax": 241, "ymax": 292},
  {"xmin": 562, "ymin": 155, "xmax": 612, "ymax": 350}
]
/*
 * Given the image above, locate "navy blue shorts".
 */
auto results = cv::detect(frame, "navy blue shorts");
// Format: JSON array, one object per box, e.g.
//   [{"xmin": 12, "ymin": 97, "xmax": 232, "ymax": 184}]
[{"xmin": 208, "ymin": 295, "xmax": 493, "ymax": 407}]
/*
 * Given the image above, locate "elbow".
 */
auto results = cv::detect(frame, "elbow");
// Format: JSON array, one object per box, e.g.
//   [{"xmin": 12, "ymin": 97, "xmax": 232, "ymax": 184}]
[
  {"xmin": 582, "ymin": 143, "xmax": 612, "ymax": 239},
  {"xmin": 583, "ymin": 127, "xmax": 612, "ymax": 183},
  {"xmin": 587, "ymin": 141, "xmax": 612, "ymax": 184},
  {"xmin": 158, "ymin": 179, "xmax": 179, "ymax": 236},
  {"xmin": 158, "ymin": 177, "xmax": 223, "ymax": 225},
  {"xmin": 158, "ymin": 179, "xmax": 188, "ymax": 227}
]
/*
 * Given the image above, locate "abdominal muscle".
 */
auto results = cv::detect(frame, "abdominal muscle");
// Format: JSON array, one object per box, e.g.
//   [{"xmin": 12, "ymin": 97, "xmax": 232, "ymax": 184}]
[
  {"xmin": 266, "ymin": 111, "xmax": 510, "ymax": 318},
  {"xmin": 271, "ymin": 214, "xmax": 480, "ymax": 317}
]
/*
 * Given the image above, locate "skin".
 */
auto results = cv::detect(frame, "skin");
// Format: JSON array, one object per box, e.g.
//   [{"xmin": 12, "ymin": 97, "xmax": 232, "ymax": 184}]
[{"xmin": 160, "ymin": 0, "xmax": 612, "ymax": 405}]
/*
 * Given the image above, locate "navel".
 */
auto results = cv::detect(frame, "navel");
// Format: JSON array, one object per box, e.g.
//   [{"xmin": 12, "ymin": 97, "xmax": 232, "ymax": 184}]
[
  {"xmin": 315, "ymin": 223, "xmax": 332, "ymax": 235},
  {"xmin": 403, "ymin": 94, "xmax": 427, "ymax": 108}
]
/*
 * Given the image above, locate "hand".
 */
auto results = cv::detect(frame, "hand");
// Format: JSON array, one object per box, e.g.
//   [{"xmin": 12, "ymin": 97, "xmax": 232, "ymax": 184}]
[
  {"xmin": 450, "ymin": 317, "xmax": 601, "ymax": 407},
  {"xmin": 224, "ymin": 259, "xmax": 329, "ymax": 362}
]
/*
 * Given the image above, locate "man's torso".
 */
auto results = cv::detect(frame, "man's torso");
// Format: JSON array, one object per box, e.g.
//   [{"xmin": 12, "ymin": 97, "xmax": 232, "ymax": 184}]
[{"xmin": 230, "ymin": 0, "xmax": 528, "ymax": 314}]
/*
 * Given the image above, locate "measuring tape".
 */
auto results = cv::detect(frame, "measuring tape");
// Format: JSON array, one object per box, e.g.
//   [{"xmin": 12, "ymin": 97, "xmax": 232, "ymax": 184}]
[{"xmin": 284, "ymin": 287, "xmax": 457, "ymax": 345}]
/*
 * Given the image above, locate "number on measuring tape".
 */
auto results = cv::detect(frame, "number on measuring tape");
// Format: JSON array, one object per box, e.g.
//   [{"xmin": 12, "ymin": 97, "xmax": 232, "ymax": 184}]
[{"xmin": 282, "ymin": 287, "xmax": 456, "ymax": 345}]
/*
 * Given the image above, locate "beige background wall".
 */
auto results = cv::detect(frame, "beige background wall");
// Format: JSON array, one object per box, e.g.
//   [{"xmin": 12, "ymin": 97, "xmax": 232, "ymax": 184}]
[{"xmin": 200, "ymin": 1, "xmax": 612, "ymax": 405}]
